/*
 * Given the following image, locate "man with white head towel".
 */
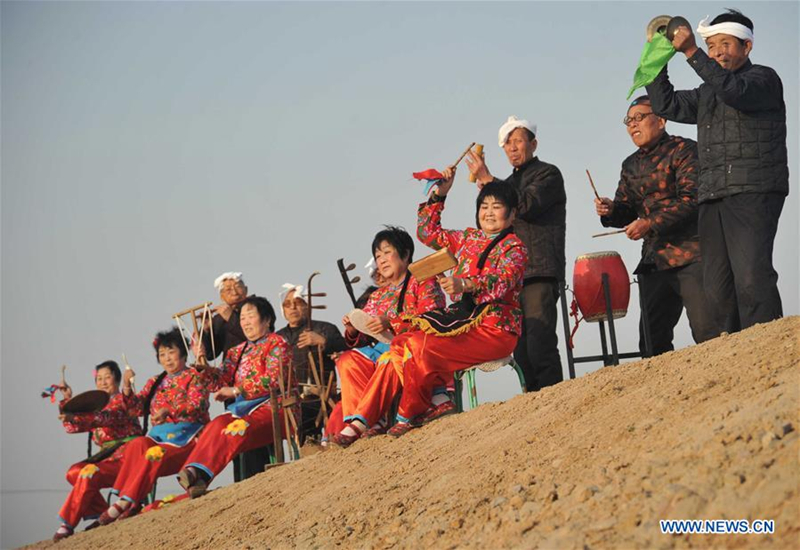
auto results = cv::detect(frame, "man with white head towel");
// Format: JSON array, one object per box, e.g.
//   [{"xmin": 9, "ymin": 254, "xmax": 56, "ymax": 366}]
[
  {"xmin": 646, "ymin": 9, "xmax": 788, "ymax": 334},
  {"xmin": 467, "ymin": 116, "xmax": 566, "ymax": 392}
]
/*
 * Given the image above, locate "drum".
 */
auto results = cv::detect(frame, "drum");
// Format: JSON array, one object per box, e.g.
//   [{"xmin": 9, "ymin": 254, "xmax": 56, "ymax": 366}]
[
  {"xmin": 573, "ymin": 251, "xmax": 631, "ymax": 322},
  {"xmin": 61, "ymin": 390, "xmax": 109, "ymax": 414}
]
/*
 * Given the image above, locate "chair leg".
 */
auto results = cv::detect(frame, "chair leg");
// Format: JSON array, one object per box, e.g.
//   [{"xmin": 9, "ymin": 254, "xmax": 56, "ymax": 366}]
[
  {"xmin": 454, "ymin": 371, "xmax": 464, "ymax": 413},
  {"xmin": 466, "ymin": 369, "xmax": 478, "ymax": 409},
  {"xmin": 508, "ymin": 358, "xmax": 527, "ymax": 393}
]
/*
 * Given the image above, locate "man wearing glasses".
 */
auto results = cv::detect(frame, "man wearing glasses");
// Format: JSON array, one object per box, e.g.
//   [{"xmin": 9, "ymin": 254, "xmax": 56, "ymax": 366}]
[{"xmin": 594, "ymin": 96, "xmax": 717, "ymax": 356}]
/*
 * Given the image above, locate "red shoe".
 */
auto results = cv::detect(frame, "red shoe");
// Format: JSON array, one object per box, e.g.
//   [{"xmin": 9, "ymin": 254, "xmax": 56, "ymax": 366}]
[
  {"xmin": 331, "ymin": 427, "xmax": 363, "ymax": 448},
  {"xmin": 84, "ymin": 520, "xmax": 100, "ymax": 531},
  {"xmin": 98, "ymin": 502, "xmax": 126, "ymax": 526},
  {"xmin": 361, "ymin": 423, "xmax": 387, "ymax": 439},
  {"xmin": 422, "ymin": 400, "xmax": 457, "ymax": 424},
  {"xmin": 53, "ymin": 525, "xmax": 74, "ymax": 542},
  {"xmin": 118, "ymin": 502, "xmax": 141, "ymax": 520},
  {"xmin": 387, "ymin": 420, "xmax": 421, "ymax": 438}
]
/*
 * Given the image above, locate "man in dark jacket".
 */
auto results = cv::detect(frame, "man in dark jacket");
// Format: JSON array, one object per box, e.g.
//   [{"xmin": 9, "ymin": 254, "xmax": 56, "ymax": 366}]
[
  {"xmin": 467, "ymin": 116, "xmax": 566, "ymax": 391},
  {"xmin": 203, "ymin": 272, "xmax": 249, "ymax": 360},
  {"xmin": 596, "ymin": 96, "xmax": 717, "ymax": 356},
  {"xmin": 646, "ymin": 9, "xmax": 788, "ymax": 333},
  {"xmin": 276, "ymin": 286, "xmax": 348, "ymax": 442}
]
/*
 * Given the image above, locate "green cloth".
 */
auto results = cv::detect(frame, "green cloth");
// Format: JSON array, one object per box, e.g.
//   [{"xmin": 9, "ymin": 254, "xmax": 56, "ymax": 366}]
[{"xmin": 627, "ymin": 33, "xmax": 676, "ymax": 99}]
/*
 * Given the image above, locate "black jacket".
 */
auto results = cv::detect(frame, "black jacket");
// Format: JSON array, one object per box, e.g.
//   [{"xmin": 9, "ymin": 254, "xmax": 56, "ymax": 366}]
[
  {"xmin": 646, "ymin": 51, "xmax": 788, "ymax": 203},
  {"xmin": 494, "ymin": 157, "xmax": 566, "ymax": 281}
]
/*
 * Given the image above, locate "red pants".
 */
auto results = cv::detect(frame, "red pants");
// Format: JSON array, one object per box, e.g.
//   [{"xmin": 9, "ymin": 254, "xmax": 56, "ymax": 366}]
[
  {"xmin": 397, "ymin": 325, "xmax": 517, "ymax": 420},
  {"xmin": 113, "ymin": 436, "xmax": 196, "ymax": 504},
  {"xmin": 184, "ymin": 405, "xmax": 283, "ymax": 481},
  {"xmin": 58, "ymin": 455, "xmax": 122, "ymax": 528},
  {"xmin": 336, "ymin": 350, "xmax": 379, "ymax": 419},
  {"xmin": 324, "ymin": 402, "xmax": 345, "ymax": 438}
]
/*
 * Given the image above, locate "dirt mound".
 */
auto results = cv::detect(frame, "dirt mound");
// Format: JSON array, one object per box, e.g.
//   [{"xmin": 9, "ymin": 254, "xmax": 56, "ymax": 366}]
[{"xmin": 30, "ymin": 317, "xmax": 799, "ymax": 549}]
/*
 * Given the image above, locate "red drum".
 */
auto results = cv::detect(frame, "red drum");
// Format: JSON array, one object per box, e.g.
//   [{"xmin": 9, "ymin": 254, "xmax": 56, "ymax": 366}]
[{"xmin": 573, "ymin": 251, "xmax": 630, "ymax": 322}]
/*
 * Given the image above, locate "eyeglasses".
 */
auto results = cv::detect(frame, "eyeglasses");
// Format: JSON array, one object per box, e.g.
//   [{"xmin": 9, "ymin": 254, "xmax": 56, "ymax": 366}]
[{"xmin": 623, "ymin": 112, "xmax": 655, "ymax": 126}]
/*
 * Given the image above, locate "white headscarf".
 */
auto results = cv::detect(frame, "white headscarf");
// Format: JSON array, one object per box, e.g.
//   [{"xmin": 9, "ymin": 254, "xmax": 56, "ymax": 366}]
[
  {"xmin": 498, "ymin": 115, "xmax": 537, "ymax": 147},
  {"xmin": 696, "ymin": 15, "xmax": 754, "ymax": 44},
  {"xmin": 214, "ymin": 272, "xmax": 244, "ymax": 291},
  {"xmin": 365, "ymin": 257, "xmax": 376, "ymax": 277},
  {"xmin": 279, "ymin": 283, "xmax": 308, "ymax": 320}
]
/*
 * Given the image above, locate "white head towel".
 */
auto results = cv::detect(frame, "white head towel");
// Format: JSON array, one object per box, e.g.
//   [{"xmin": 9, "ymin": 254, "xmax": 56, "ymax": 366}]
[
  {"xmin": 498, "ymin": 116, "xmax": 537, "ymax": 147},
  {"xmin": 696, "ymin": 15, "xmax": 754, "ymax": 44},
  {"xmin": 214, "ymin": 272, "xmax": 244, "ymax": 291}
]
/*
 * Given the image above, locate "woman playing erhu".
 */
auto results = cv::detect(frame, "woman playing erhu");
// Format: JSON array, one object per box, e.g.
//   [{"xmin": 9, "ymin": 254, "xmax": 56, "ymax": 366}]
[
  {"xmin": 98, "ymin": 328, "xmax": 216, "ymax": 524},
  {"xmin": 331, "ymin": 227, "xmax": 445, "ymax": 443},
  {"xmin": 53, "ymin": 361, "xmax": 142, "ymax": 541},
  {"xmin": 177, "ymin": 296, "xmax": 295, "ymax": 498},
  {"xmin": 388, "ymin": 169, "xmax": 527, "ymax": 436}
]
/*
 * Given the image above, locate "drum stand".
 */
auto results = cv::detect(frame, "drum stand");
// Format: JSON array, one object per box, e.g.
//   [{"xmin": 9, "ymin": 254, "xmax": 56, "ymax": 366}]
[{"xmin": 559, "ymin": 276, "xmax": 653, "ymax": 377}]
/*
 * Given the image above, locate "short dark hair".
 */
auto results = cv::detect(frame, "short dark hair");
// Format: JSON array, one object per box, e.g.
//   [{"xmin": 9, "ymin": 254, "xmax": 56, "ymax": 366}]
[
  {"xmin": 241, "ymin": 295, "xmax": 276, "ymax": 332},
  {"xmin": 95, "ymin": 360, "xmax": 122, "ymax": 384},
  {"xmin": 710, "ymin": 9, "xmax": 753, "ymax": 44},
  {"xmin": 629, "ymin": 95, "xmax": 651, "ymax": 108},
  {"xmin": 475, "ymin": 181, "xmax": 519, "ymax": 227},
  {"xmin": 153, "ymin": 327, "xmax": 187, "ymax": 361},
  {"xmin": 372, "ymin": 226, "xmax": 414, "ymax": 263}
]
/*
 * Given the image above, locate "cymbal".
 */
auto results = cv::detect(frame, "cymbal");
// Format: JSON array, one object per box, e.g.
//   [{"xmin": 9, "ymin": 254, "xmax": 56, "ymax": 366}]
[
  {"xmin": 61, "ymin": 390, "xmax": 109, "ymax": 414},
  {"xmin": 647, "ymin": 15, "xmax": 672, "ymax": 42}
]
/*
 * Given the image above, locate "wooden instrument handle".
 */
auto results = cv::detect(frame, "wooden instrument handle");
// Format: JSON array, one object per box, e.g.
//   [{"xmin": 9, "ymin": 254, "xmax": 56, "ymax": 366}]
[{"xmin": 469, "ymin": 144, "xmax": 484, "ymax": 183}]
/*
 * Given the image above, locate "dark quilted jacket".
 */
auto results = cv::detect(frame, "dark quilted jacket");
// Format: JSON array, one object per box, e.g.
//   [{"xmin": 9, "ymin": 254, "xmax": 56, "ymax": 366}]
[
  {"xmin": 494, "ymin": 157, "xmax": 566, "ymax": 281},
  {"xmin": 646, "ymin": 51, "xmax": 788, "ymax": 203}
]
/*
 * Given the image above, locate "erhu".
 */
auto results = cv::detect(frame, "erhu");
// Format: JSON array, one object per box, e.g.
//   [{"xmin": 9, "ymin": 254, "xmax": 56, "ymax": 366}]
[
  {"xmin": 172, "ymin": 301, "xmax": 216, "ymax": 368},
  {"xmin": 336, "ymin": 259, "xmax": 362, "ymax": 307}
]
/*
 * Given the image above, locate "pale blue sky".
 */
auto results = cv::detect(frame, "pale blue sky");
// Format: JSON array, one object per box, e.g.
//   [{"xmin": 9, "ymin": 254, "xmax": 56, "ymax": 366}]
[{"xmin": 2, "ymin": 1, "xmax": 797, "ymax": 547}]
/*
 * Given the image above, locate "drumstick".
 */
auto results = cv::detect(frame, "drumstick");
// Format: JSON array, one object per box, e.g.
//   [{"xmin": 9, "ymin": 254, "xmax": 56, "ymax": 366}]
[
  {"xmin": 592, "ymin": 229, "xmax": 627, "ymax": 238},
  {"xmin": 122, "ymin": 353, "xmax": 136, "ymax": 388},
  {"xmin": 452, "ymin": 142, "xmax": 476, "ymax": 168},
  {"xmin": 585, "ymin": 169, "xmax": 601, "ymax": 200}
]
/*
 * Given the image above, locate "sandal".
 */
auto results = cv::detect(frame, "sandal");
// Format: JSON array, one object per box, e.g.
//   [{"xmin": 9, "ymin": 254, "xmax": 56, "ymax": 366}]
[
  {"xmin": 98, "ymin": 501, "xmax": 127, "ymax": 526},
  {"xmin": 178, "ymin": 467, "xmax": 209, "ymax": 499},
  {"xmin": 118, "ymin": 502, "xmax": 141, "ymax": 520},
  {"xmin": 331, "ymin": 430, "xmax": 361, "ymax": 448},
  {"xmin": 387, "ymin": 420, "xmax": 421, "ymax": 438},
  {"xmin": 361, "ymin": 423, "xmax": 388, "ymax": 439}
]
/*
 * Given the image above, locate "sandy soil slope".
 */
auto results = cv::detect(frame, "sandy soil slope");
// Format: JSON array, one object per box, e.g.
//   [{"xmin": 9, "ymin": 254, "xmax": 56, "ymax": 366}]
[{"xmin": 30, "ymin": 316, "xmax": 799, "ymax": 549}]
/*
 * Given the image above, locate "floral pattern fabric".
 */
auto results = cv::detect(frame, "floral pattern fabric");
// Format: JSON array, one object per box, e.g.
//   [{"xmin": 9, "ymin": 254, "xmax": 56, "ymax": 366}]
[
  {"xmin": 351, "ymin": 275, "xmax": 444, "ymax": 344},
  {"xmin": 62, "ymin": 392, "xmax": 142, "ymax": 447},
  {"xmin": 601, "ymin": 133, "xmax": 701, "ymax": 271},
  {"xmin": 125, "ymin": 368, "xmax": 216, "ymax": 426},
  {"xmin": 213, "ymin": 333, "xmax": 296, "ymax": 401},
  {"xmin": 417, "ymin": 199, "xmax": 528, "ymax": 335}
]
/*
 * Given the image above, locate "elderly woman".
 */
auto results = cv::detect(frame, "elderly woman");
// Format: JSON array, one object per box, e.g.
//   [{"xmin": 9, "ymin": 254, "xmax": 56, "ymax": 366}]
[
  {"xmin": 52, "ymin": 361, "xmax": 142, "ymax": 540},
  {"xmin": 97, "ymin": 328, "xmax": 216, "ymax": 524},
  {"xmin": 331, "ymin": 227, "xmax": 445, "ymax": 443},
  {"xmin": 177, "ymin": 296, "xmax": 295, "ymax": 498},
  {"xmin": 388, "ymin": 169, "xmax": 527, "ymax": 436}
]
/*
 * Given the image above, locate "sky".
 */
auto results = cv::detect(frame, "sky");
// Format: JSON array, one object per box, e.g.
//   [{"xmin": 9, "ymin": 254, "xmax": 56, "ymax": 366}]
[{"xmin": 1, "ymin": 1, "xmax": 798, "ymax": 547}]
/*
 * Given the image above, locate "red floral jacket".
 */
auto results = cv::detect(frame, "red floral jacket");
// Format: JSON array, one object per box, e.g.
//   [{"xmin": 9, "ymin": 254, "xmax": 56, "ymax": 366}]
[
  {"xmin": 349, "ymin": 274, "xmax": 445, "ymax": 346},
  {"xmin": 62, "ymin": 392, "xmax": 142, "ymax": 447},
  {"xmin": 125, "ymin": 367, "xmax": 215, "ymax": 426},
  {"xmin": 212, "ymin": 333, "xmax": 296, "ymax": 400},
  {"xmin": 417, "ymin": 198, "xmax": 527, "ymax": 335}
]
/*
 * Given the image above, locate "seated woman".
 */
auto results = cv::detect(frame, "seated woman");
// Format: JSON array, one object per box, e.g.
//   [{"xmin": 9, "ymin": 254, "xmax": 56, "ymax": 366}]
[
  {"xmin": 177, "ymin": 296, "xmax": 295, "ymax": 498},
  {"xmin": 388, "ymin": 169, "xmax": 527, "ymax": 436},
  {"xmin": 97, "ymin": 328, "xmax": 216, "ymax": 524},
  {"xmin": 331, "ymin": 227, "xmax": 445, "ymax": 443},
  {"xmin": 52, "ymin": 361, "xmax": 142, "ymax": 541}
]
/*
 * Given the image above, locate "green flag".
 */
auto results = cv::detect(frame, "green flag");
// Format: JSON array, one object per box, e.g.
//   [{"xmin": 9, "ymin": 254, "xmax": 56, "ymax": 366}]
[{"xmin": 627, "ymin": 33, "xmax": 676, "ymax": 99}]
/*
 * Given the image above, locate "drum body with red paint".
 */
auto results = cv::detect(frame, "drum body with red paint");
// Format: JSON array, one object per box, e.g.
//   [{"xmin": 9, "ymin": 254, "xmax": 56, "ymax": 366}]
[{"xmin": 573, "ymin": 251, "xmax": 630, "ymax": 322}]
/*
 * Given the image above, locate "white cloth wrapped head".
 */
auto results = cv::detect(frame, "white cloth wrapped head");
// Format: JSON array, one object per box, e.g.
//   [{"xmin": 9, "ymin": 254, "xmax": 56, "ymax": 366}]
[
  {"xmin": 213, "ymin": 271, "xmax": 244, "ymax": 291},
  {"xmin": 279, "ymin": 283, "xmax": 308, "ymax": 320},
  {"xmin": 365, "ymin": 257, "xmax": 376, "ymax": 277},
  {"xmin": 696, "ymin": 15, "xmax": 754, "ymax": 43},
  {"xmin": 498, "ymin": 116, "xmax": 537, "ymax": 147}
]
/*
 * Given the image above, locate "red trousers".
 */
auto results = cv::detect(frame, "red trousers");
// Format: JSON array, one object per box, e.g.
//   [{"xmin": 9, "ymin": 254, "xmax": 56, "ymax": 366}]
[
  {"xmin": 397, "ymin": 325, "xmax": 517, "ymax": 420},
  {"xmin": 184, "ymin": 405, "xmax": 283, "ymax": 481},
  {"xmin": 58, "ymin": 455, "xmax": 122, "ymax": 528},
  {"xmin": 113, "ymin": 436, "xmax": 196, "ymax": 504},
  {"xmin": 324, "ymin": 402, "xmax": 345, "ymax": 438},
  {"xmin": 336, "ymin": 350, "xmax": 379, "ymax": 419}
]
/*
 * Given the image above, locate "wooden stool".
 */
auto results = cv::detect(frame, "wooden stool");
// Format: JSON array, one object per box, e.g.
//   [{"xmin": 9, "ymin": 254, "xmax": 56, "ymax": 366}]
[{"xmin": 453, "ymin": 356, "xmax": 526, "ymax": 412}]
